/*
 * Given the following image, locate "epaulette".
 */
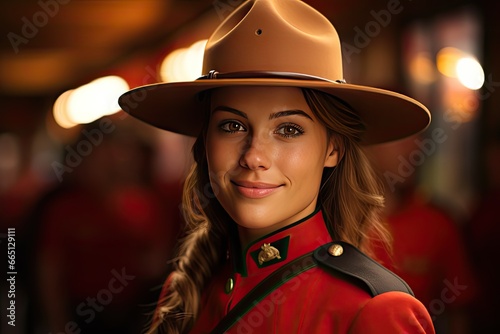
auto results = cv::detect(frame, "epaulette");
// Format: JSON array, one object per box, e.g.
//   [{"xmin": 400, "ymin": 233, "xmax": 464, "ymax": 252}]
[{"xmin": 314, "ymin": 241, "xmax": 414, "ymax": 297}]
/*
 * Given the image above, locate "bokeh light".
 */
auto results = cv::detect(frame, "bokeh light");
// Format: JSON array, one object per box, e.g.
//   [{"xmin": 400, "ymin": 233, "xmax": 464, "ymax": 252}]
[
  {"xmin": 409, "ymin": 52, "xmax": 437, "ymax": 85},
  {"xmin": 436, "ymin": 47, "xmax": 484, "ymax": 90},
  {"xmin": 52, "ymin": 76, "xmax": 129, "ymax": 128},
  {"xmin": 53, "ymin": 89, "xmax": 77, "ymax": 129},
  {"xmin": 160, "ymin": 40, "xmax": 207, "ymax": 82},
  {"xmin": 456, "ymin": 57, "xmax": 485, "ymax": 90},
  {"xmin": 436, "ymin": 47, "xmax": 463, "ymax": 78}
]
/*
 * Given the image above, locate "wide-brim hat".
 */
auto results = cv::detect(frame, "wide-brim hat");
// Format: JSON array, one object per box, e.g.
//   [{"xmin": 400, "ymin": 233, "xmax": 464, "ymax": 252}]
[{"xmin": 118, "ymin": 0, "xmax": 430, "ymax": 144}]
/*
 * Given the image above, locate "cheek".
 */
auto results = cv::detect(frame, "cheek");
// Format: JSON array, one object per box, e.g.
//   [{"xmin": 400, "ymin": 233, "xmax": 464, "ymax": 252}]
[
  {"xmin": 206, "ymin": 135, "xmax": 239, "ymax": 179},
  {"xmin": 205, "ymin": 142, "xmax": 226, "ymax": 198},
  {"xmin": 278, "ymin": 150, "xmax": 324, "ymax": 191},
  {"xmin": 206, "ymin": 139, "xmax": 223, "ymax": 177},
  {"xmin": 280, "ymin": 138, "xmax": 327, "ymax": 172}
]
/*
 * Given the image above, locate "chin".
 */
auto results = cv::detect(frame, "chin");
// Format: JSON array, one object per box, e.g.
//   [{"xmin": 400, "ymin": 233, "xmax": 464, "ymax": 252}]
[
  {"xmin": 231, "ymin": 214, "xmax": 269, "ymax": 229},
  {"xmin": 230, "ymin": 210, "xmax": 287, "ymax": 231}
]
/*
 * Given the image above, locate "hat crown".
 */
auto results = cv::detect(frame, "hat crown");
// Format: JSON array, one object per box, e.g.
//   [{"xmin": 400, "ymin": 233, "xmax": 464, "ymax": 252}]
[
  {"xmin": 119, "ymin": 0, "xmax": 430, "ymax": 144},
  {"xmin": 203, "ymin": 0, "xmax": 343, "ymax": 80}
]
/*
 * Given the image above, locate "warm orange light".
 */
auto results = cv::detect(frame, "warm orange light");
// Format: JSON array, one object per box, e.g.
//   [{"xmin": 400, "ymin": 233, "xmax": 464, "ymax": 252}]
[
  {"xmin": 53, "ymin": 89, "xmax": 78, "ymax": 129},
  {"xmin": 409, "ymin": 52, "xmax": 437, "ymax": 85},
  {"xmin": 160, "ymin": 40, "xmax": 208, "ymax": 82},
  {"xmin": 436, "ymin": 47, "xmax": 463, "ymax": 78},
  {"xmin": 52, "ymin": 76, "xmax": 129, "ymax": 128},
  {"xmin": 436, "ymin": 47, "xmax": 484, "ymax": 90},
  {"xmin": 443, "ymin": 87, "xmax": 479, "ymax": 123}
]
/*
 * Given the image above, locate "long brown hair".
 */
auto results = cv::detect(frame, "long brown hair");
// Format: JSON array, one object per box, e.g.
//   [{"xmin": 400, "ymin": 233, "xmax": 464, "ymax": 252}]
[{"xmin": 147, "ymin": 88, "xmax": 389, "ymax": 333}]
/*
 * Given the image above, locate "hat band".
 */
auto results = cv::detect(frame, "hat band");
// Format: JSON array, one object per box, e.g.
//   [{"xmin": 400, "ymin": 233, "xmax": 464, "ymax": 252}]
[{"xmin": 197, "ymin": 70, "xmax": 347, "ymax": 84}]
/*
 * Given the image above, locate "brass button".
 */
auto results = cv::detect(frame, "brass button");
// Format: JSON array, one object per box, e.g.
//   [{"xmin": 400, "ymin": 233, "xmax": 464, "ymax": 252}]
[
  {"xmin": 225, "ymin": 277, "xmax": 234, "ymax": 294},
  {"xmin": 328, "ymin": 243, "xmax": 343, "ymax": 257}
]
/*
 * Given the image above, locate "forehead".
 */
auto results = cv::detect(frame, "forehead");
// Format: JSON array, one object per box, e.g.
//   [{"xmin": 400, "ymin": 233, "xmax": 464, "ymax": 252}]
[{"xmin": 210, "ymin": 86, "xmax": 310, "ymax": 113}]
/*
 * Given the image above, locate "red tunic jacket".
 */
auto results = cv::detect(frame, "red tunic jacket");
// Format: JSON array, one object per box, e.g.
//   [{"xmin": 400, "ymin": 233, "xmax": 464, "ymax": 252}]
[{"xmin": 167, "ymin": 210, "xmax": 435, "ymax": 333}]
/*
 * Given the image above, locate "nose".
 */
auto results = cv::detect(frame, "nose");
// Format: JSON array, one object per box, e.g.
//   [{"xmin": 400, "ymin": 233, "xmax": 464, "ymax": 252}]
[{"xmin": 239, "ymin": 134, "xmax": 271, "ymax": 170}]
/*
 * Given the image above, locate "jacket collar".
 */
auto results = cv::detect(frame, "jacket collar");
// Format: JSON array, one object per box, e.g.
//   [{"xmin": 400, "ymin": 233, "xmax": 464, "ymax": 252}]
[{"xmin": 232, "ymin": 209, "xmax": 333, "ymax": 277}]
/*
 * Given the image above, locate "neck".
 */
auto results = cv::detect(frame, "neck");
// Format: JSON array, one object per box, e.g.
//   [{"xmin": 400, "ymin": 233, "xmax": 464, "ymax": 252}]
[
  {"xmin": 236, "ymin": 210, "xmax": 320, "ymax": 249},
  {"xmin": 237, "ymin": 225, "xmax": 279, "ymax": 250},
  {"xmin": 229, "ymin": 209, "xmax": 330, "ymax": 277}
]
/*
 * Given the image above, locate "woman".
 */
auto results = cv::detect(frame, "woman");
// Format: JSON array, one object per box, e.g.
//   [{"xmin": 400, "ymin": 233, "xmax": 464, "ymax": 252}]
[{"xmin": 119, "ymin": 0, "xmax": 434, "ymax": 333}]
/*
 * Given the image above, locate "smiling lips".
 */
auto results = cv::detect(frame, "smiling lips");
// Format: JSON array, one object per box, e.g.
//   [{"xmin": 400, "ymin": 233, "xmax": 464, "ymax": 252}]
[{"xmin": 232, "ymin": 180, "xmax": 283, "ymax": 198}]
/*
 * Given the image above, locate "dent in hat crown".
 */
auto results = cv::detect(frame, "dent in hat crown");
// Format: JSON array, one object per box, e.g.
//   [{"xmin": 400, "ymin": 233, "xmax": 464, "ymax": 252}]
[{"xmin": 202, "ymin": 0, "xmax": 344, "ymax": 81}]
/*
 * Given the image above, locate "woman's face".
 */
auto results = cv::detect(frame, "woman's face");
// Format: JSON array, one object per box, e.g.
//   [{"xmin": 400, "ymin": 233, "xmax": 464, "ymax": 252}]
[{"xmin": 206, "ymin": 86, "xmax": 338, "ymax": 242}]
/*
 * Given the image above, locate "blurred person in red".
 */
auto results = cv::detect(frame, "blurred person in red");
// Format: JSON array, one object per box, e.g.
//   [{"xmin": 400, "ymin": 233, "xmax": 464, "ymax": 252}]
[
  {"xmin": 33, "ymin": 117, "xmax": 182, "ymax": 333},
  {"xmin": 466, "ymin": 128, "xmax": 500, "ymax": 333},
  {"xmin": 367, "ymin": 134, "xmax": 477, "ymax": 334}
]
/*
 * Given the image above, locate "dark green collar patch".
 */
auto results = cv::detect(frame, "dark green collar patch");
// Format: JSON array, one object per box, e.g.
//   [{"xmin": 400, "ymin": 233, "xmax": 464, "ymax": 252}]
[{"xmin": 250, "ymin": 236, "xmax": 290, "ymax": 268}]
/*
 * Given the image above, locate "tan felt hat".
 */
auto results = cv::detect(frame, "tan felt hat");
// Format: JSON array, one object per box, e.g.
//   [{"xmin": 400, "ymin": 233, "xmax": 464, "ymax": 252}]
[{"xmin": 118, "ymin": 0, "xmax": 430, "ymax": 144}]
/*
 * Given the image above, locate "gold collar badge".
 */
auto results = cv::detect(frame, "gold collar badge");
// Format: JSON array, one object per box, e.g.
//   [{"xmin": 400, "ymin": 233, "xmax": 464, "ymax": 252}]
[{"xmin": 258, "ymin": 243, "xmax": 281, "ymax": 265}]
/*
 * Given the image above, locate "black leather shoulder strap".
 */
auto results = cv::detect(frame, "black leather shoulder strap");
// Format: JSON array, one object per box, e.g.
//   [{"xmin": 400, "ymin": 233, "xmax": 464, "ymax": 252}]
[
  {"xmin": 313, "ymin": 241, "xmax": 414, "ymax": 297},
  {"xmin": 210, "ymin": 242, "xmax": 412, "ymax": 333}
]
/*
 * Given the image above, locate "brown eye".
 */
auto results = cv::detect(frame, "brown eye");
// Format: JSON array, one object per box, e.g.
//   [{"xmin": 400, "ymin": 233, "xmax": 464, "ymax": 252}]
[
  {"xmin": 283, "ymin": 126, "xmax": 298, "ymax": 136},
  {"xmin": 220, "ymin": 121, "xmax": 246, "ymax": 133},
  {"xmin": 276, "ymin": 123, "xmax": 304, "ymax": 138}
]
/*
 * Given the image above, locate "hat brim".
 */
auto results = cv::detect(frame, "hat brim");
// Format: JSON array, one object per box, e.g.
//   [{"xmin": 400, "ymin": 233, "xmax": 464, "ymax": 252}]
[{"xmin": 118, "ymin": 79, "xmax": 430, "ymax": 144}]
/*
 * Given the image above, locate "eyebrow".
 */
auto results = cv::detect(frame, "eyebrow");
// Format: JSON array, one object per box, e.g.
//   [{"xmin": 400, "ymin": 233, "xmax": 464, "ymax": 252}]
[
  {"xmin": 269, "ymin": 110, "xmax": 313, "ymax": 121},
  {"xmin": 211, "ymin": 106, "xmax": 248, "ymax": 118},
  {"xmin": 212, "ymin": 106, "xmax": 313, "ymax": 122}
]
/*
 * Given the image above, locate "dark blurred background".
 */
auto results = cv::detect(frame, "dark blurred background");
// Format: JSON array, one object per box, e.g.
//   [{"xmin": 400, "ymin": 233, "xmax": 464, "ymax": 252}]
[{"xmin": 0, "ymin": 0, "xmax": 498, "ymax": 333}]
